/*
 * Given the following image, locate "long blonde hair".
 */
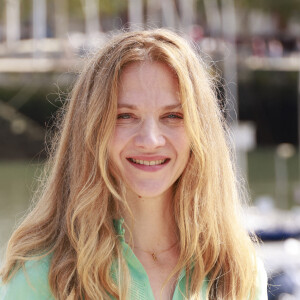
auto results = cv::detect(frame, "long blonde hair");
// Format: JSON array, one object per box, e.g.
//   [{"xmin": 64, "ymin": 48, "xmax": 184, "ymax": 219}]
[{"xmin": 1, "ymin": 29, "xmax": 258, "ymax": 299}]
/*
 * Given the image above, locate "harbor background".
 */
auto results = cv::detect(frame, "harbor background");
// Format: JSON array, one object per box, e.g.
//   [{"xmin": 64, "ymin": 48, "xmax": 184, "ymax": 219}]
[{"xmin": 1, "ymin": 0, "xmax": 300, "ymax": 298}]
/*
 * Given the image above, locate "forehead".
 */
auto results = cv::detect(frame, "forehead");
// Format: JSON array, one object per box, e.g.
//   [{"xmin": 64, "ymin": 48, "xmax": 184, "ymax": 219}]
[{"xmin": 118, "ymin": 61, "xmax": 180, "ymax": 108}]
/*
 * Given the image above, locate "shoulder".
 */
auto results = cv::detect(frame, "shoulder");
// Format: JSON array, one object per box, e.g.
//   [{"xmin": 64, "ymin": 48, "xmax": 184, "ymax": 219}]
[
  {"xmin": 198, "ymin": 258, "xmax": 268, "ymax": 300},
  {"xmin": 0, "ymin": 255, "xmax": 54, "ymax": 300},
  {"xmin": 254, "ymin": 257, "xmax": 268, "ymax": 300}
]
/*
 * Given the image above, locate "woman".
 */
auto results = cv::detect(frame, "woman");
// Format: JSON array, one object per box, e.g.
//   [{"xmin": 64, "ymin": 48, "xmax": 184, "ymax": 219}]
[{"xmin": 0, "ymin": 29, "xmax": 267, "ymax": 299}]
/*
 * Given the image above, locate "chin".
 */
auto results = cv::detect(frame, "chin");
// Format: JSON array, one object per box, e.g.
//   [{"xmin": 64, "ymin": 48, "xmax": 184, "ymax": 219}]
[{"xmin": 127, "ymin": 182, "xmax": 172, "ymax": 199}]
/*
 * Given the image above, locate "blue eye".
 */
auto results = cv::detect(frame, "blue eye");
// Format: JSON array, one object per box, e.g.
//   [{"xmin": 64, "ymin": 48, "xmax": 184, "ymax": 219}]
[
  {"xmin": 117, "ymin": 114, "xmax": 131, "ymax": 119},
  {"xmin": 166, "ymin": 113, "xmax": 183, "ymax": 119}
]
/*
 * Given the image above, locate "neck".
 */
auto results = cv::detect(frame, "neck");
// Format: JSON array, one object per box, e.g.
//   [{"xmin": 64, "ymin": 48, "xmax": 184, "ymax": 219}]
[{"xmin": 122, "ymin": 190, "xmax": 178, "ymax": 251}]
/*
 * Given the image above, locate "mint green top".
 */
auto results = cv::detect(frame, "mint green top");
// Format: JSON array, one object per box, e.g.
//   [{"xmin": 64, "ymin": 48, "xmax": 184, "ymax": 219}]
[{"xmin": 0, "ymin": 219, "xmax": 268, "ymax": 299}]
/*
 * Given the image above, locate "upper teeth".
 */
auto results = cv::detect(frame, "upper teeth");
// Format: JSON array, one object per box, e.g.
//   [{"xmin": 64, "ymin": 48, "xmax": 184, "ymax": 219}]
[{"xmin": 131, "ymin": 158, "xmax": 166, "ymax": 165}]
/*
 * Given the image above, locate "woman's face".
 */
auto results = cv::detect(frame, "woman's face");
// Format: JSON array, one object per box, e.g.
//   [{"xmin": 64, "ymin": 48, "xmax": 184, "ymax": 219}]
[{"xmin": 108, "ymin": 61, "xmax": 190, "ymax": 199}]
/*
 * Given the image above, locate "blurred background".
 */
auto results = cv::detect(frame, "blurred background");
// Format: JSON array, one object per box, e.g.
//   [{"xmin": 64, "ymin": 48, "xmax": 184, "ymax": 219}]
[{"xmin": 0, "ymin": 0, "xmax": 300, "ymax": 298}]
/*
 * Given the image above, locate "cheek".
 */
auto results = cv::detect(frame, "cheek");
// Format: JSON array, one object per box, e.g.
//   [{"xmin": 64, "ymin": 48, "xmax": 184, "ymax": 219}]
[
  {"xmin": 172, "ymin": 128, "xmax": 190, "ymax": 155},
  {"xmin": 108, "ymin": 128, "xmax": 131, "ymax": 162},
  {"xmin": 178, "ymin": 137, "xmax": 191, "ymax": 168}
]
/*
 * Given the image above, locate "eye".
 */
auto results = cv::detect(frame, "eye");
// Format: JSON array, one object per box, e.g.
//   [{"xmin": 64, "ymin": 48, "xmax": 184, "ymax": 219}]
[
  {"xmin": 117, "ymin": 113, "xmax": 132, "ymax": 119},
  {"xmin": 165, "ymin": 113, "xmax": 183, "ymax": 119}
]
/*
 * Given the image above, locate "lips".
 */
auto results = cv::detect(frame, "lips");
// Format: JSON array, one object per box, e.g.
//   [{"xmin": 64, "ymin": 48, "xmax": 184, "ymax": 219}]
[
  {"xmin": 126, "ymin": 156, "xmax": 170, "ymax": 170},
  {"xmin": 128, "ymin": 158, "xmax": 167, "ymax": 166}
]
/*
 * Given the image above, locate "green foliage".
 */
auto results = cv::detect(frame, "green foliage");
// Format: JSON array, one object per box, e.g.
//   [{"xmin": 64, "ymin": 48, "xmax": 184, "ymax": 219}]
[
  {"xmin": 69, "ymin": 0, "xmax": 84, "ymax": 17},
  {"xmin": 0, "ymin": 0, "xmax": 32, "ymax": 22},
  {"xmin": 236, "ymin": 0, "xmax": 300, "ymax": 20},
  {"xmin": 195, "ymin": 0, "xmax": 300, "ymax": 23},
  {"xmin": 100, "ymin": 0, "xmax": 127, "ymax": 15},
  {"xmin": 68, "ymin": 0, "xmax": 127, "ymax": 17},
  {"xmin": 20, "ymin": 0, "xmax": 33, "ymax": 20}
]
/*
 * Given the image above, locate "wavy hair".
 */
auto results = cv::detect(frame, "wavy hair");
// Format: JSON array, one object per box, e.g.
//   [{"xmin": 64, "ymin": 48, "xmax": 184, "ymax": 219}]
[{"xmin": 1, "ymin": 29, "xmax": 258, "ymax": 299}]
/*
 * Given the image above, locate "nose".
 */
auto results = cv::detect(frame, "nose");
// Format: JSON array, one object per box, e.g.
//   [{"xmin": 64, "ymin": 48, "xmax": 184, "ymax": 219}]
[{"xmin": 134, "ymin": 118, "xmax": 166, "ymax": 149}]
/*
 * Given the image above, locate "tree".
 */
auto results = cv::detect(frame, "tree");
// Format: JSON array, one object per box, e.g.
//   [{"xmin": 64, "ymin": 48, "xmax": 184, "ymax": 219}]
[{"xmin": 236, "ymin": 0, "xmax": 300, "ymax": 31}]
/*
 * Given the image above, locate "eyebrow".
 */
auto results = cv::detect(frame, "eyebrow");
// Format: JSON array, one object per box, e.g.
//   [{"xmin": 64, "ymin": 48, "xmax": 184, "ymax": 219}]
[{"xmin": 117, "ymin": 103, "xmax": 182, "ymax": 110}]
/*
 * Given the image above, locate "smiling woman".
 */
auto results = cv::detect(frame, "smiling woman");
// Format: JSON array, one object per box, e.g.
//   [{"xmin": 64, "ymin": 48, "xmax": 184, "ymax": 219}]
[
  {"xmin": 108, "ymin": 61, "xmax": 190, "ymax": 200},
  {"xmin": 0, "ymin": 29, "xmax": 267, "ymax": 300}
]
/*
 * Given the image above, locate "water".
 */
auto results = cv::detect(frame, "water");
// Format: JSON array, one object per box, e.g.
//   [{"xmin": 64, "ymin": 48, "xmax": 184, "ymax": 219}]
[{"xmin": 0, "ymin": 161, "xmax": 42, "ymax": 263}]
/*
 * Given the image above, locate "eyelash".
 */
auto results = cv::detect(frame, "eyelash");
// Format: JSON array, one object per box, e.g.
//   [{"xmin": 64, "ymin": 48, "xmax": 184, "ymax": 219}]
[
  {"xmin": 117, "ymin": 113, "xmax": 183, "ymax": 119},
  {"xmin": 165, "ymin": 113, "xmax": 183, "ymax": 119},
  {"xmin": 117, "ymin": 113, "xmax": 132, "ymax": 119}
]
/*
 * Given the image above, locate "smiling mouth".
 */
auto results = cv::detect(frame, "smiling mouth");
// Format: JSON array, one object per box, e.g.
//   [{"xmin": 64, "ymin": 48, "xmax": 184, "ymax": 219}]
[{"xmin": 128, "ymin": 158, "xmax": 169, "ymax": 166}]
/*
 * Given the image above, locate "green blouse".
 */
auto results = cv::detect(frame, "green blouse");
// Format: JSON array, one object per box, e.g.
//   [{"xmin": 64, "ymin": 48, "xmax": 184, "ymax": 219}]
[{"xmin": 0, "ymin": 219, "xmax": 268, "ymax": 299}]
